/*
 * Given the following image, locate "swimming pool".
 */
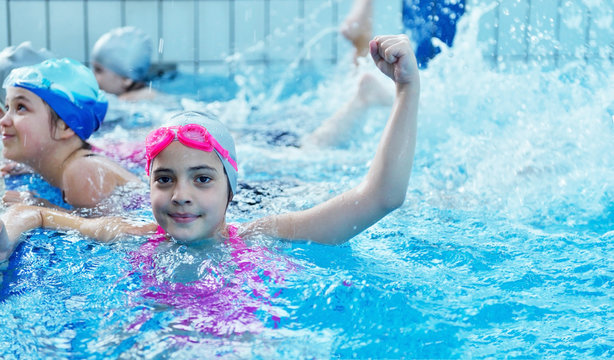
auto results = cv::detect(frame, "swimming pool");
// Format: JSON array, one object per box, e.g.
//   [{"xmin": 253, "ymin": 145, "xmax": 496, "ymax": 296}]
[{"xmin": 1, "ymin": 3, "xmax": 613, "ymax": 359}]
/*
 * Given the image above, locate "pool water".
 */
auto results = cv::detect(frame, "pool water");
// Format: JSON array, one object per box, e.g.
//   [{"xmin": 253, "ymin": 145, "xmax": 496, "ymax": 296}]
[{"xmin": 1, "ymin": 4, "xmax": 613, "ymax": 359}]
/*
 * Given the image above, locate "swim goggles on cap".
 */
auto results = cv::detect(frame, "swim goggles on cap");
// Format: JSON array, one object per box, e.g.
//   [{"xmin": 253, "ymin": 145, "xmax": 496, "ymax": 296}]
[{"xmin": 145, "ymin": 124, "xmax": 238, "ymax": 176}]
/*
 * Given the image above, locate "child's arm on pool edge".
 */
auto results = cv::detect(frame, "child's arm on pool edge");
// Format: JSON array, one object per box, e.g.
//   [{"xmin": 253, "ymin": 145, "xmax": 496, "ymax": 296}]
[
  {"xmin": 244, "ymin": 34, "xmax": 419, "ymax": 245},
  {"xmin": 0, "ymin": 204, "xmax": 158, "ymax": 261}
]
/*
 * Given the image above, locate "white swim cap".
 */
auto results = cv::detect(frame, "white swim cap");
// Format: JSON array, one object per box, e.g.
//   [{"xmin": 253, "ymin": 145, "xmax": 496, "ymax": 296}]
[
  {"xmin": 91, "ymin": 26, "xmax": 152, "ymax": 82},
  {"xmin": 0, "ymin": 41, "xmax": 53, "ymax": 106}
]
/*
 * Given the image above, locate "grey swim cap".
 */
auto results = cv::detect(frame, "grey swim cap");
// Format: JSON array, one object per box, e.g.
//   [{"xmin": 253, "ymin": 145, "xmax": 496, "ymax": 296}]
[
  {"xmin": 0, "ymin": 41, "xmax": 53, "ymax": 107},
  {"xmin": 91, "ymin": 26, "xmax": 152, "ymax": 82},
  {"xmin": 164, "ymin": 111, "xmax": 238, "ymax": 196}
]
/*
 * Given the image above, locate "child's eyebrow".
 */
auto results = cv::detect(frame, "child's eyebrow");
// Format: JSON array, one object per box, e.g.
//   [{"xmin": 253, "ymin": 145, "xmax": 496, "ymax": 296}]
[
  {"xmin": 152, "ymin": 165, "xmax": 218, "ymax": 174},
  {"xmin": 152, "ymin": 167, "xmax": 174, "ymax": 174},
  {"xmin": 11, "ymin": 95, "xmax": 32, "ymax": 103},
  {"xmin": 188, "ymin": 165, "xmax": 218, "ymax": 173}
]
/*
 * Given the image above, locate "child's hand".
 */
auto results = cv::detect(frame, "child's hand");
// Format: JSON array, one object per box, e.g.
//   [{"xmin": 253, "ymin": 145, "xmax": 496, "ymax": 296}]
[
  {"xmin": 1, "ymin": 160, "xmax": 33, "ymax": 176},
  {"xmin": 2, "ymin": 204, "xmax": 44, "ymax": 232},
  {"xmin": 0, "ymin": 204, "xmax": 43, "ymax": 261},
  {"xmin": 369, "ymin": 35, "xmax": 419, "ymax": 86},
  {"xmin": 0, "ymin": 220, "xmax": 11, "ymax": 263},
  {"xmin": 2, "ymin": 190, "xmax": 46, "ymax": 207}
]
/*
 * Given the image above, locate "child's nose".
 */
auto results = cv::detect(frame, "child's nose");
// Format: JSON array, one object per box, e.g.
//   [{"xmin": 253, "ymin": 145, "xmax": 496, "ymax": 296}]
[
  {"xmin": 0, "ymin": 111, "xmax": 10, "ymax": 126},
  {"xmin": 171, "ymin": 181, "xmax": 192, "ymax": 205}
]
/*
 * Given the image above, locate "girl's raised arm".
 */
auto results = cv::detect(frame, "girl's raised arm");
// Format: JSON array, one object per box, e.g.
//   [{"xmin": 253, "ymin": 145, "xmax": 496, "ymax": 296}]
[{"xmin": 245, "ymin": 34, "xmax": 420, "ymax": 245}]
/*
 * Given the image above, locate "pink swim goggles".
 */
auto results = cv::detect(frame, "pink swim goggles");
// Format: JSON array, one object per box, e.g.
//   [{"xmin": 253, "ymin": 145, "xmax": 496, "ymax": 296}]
[{"xmin": 145, "ymin": 124, "xmax": 238, "ymax": 176}]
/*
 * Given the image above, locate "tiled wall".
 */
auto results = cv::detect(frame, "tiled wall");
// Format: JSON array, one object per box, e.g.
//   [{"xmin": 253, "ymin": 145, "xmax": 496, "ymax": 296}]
[
  {"xmin": 0, "ymin": 0, "xmax": 397, "ymax": 74},
  {"xmin": 0, "ymin": 0, "xmax": 610, "ymax": 75},
  {"xmin": 478, "ymin": 0, "xmax": 614, "ymax": 67}
]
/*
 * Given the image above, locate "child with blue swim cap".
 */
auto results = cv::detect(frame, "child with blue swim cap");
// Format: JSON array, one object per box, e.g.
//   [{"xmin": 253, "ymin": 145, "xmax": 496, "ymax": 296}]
[
  {"xmin": 1, "ymin": 34, "xmax": 418, "ymax": 264},
  {"xmin": 91, "ymin": 26, "xmax": 158, "ymax": 101},
  {"xmin": 0, "ymin": 57, "xmax": 141, "ymax": 211}
]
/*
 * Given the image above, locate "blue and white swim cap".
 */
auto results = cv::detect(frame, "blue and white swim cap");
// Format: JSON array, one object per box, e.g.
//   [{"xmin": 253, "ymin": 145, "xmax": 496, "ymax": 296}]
[
  {"xmin": 3, "ymin": 57, "xmax": 108, "ymax": 140},
  {"xmin": 91, "ymin": 27, "xmax": 152, "ymax": 82},
  {"xmin": 0, "ymin": 41, "xmax": 53, "ymax": 107}
]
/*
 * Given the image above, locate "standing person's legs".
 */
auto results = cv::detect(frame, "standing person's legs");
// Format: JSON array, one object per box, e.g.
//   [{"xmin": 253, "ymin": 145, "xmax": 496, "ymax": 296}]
[
  {"xmin": 305, "ymin": 0, "xmax": 396, "ymax": 148},
  {"xmin": 340, "ymin": 0, "xmax": 374, "ymax": 62},
  {"xmin": 304, "ymin": 72, "xmax": 393, "ymax": 147}
]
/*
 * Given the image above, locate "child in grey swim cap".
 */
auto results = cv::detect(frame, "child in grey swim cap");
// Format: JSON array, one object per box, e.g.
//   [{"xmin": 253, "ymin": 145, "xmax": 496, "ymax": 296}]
[{"xmin": 91, "ymin": 26, "xmax": 158, "ymax": 101}]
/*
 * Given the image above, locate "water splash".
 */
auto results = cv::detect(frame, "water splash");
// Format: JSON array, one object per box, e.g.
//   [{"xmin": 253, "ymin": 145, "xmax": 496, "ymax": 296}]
[{"xmin": 266, "ymin": 26, "xmax": 339, "ymax": 105}]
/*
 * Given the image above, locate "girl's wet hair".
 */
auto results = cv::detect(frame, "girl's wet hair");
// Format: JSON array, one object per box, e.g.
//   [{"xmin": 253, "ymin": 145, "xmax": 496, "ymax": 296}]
[{"xmin": 45, "ymin": 102, "xmax": 91, "ymax": 150}]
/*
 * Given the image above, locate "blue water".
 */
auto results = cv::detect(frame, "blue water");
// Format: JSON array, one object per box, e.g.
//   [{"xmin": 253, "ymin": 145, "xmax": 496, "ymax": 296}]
[{"xmin": 1, "ymin": 4, "xmax": 613, "ymax": 359}]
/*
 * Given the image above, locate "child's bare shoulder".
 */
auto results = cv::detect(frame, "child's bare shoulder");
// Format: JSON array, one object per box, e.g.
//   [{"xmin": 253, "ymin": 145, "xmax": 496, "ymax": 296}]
[{"xmin": 61, "ymin": 154, "xmax": 120, "ymax": 206}]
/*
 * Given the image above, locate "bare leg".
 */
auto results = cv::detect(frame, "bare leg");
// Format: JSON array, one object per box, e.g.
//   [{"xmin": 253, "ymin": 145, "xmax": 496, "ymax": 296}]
[
  {"xmin": 305, "ymin": 72, "xmax": 393, "ymax": 147},
  {"xmin": 340, "ymin": 0, "xmax": 374, "ymax": 62}
]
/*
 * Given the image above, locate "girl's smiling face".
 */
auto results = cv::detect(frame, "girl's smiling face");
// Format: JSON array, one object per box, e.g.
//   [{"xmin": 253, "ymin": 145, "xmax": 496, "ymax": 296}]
[
  {"xmin": 149, "ymin": 141, "xmax": 230, "ymax": 243},
  {"xmin": 0, "ymin": 87, "xmax": 55, "ymax": 163}
]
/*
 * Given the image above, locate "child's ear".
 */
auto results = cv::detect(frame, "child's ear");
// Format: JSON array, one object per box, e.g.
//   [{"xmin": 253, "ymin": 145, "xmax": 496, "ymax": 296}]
[
  {"xmin": 122, "ymin": 77, "xmax": 134, "ymax": 91},
  {"xmin": 52, "ymin": 119, "xmax": 76, "ymax": 140}
]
